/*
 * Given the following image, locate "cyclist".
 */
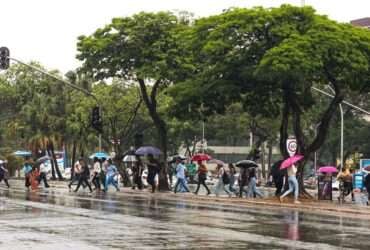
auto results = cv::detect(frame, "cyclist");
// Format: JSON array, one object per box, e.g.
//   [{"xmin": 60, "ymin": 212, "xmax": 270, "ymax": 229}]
[{"xmin": 337, "ymin": 166, "xmax": 354, "ymax": 202}]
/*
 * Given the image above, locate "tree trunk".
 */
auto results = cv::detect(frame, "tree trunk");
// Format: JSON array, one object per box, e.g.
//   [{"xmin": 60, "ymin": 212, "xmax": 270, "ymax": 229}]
[
  {"xmin": 49, "ymin": 141, "xmax": 64, "ymax": 180},
  {"xmin": 261, "ymin": 142, "xmax": 266, "ymax": 179},
  {"xmin": 71, "ymin": 140, "xmax": 77, "ymax": 180},
  {"xmin": 138, "ymin": 78, "xmax": 169, "ymax": 191},
  {"xmin": 46, "ymin": 148, "xmax": 56, "ymax": 180},
  {"xmin": 267, "ymin": 141, "xmax": 273, "ymax": 174}
]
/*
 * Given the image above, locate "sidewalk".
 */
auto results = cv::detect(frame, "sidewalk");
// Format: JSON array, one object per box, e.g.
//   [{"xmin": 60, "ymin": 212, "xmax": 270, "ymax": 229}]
[{"xmin": 9, "ymin": 179, "xmax": 370, "ymax": 219}]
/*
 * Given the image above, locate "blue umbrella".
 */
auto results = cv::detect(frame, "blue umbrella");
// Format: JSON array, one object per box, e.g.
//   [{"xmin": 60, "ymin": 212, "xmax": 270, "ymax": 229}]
[
  {"xmin": 89, "ymin": 152, "xmax": 110, "ymax": 160},
  {"xmin": 13, "ymin": 150, "xmax": 32, "ymax": 157},
  {"xmin": 135, "ymin": 146, "xmax": 162, "ymax": 156}
]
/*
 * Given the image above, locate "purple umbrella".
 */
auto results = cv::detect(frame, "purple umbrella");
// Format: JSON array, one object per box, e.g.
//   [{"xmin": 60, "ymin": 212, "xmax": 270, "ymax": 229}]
[
  {"xmin": 318, "ymin": 166, "xmax": 338, "ymax": 173},
  {"xmin": 135, "ymin": 146, "xmax": 162, "ymax": 156}
]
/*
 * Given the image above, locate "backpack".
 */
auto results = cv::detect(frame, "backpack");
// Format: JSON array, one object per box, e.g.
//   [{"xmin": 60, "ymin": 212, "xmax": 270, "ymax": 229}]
[{"xmin": 222, "ymin": 171, "xmax": 230, "ymax": 184}]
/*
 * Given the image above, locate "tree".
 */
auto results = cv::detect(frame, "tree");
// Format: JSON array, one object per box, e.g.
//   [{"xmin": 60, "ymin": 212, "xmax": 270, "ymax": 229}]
[
  {"xmin": 77, "ymin": 12, "xmax": 192, "ymax": 190},
  {"xmin": 169, "ymin": 5, "xmax": 370, "ymax": 194}
]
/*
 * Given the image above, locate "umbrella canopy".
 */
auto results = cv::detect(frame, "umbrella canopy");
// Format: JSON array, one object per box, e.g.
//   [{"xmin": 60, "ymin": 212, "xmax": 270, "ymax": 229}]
[
  {"xmin": 280, "ymin": 155, "xmax": 304, "ymax": 170},
  {"xmin": 0, "ymin": 160, "xmax": 5, "ymax": 164},
  {"xmin": 13, "ymin": 150, "xmax": 32, "ymax": 157},
  {"xmin": 36, "ymin": 156, "xmax": 52, "ymax": 163},
  {"xmin": 318, "ymin": 166, "xmax": 338, "ymax": 173},
  {"xmin": 208, "ymin": 159, "xmax": 225, "ymax": 165},
  {"xmin": 235, "ymin": 160, "xmax": 258, "ymax": 168},
  {"xmin": 89, "ymin": 152, "xmax": 110, "ymax": 160},
  {"xmin": 364, "ymin": 165, "xmax": 370, "ymax": 172},
  {"xmin": 123, "ymin": 155, "xmax": 137, "ymax": 163},
  {"xmin": 191, "ymin": 153, "xmax": 211, "ymax": 162},
  {"xmin": 135, "ymin": 146, "xmax": 162, "ymax": 156}
]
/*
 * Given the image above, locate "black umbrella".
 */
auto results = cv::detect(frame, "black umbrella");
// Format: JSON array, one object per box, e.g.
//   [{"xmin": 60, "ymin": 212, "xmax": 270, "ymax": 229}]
[{"xmin": 235, "ymin": 160, "xmax": 258, "ymax": 168}]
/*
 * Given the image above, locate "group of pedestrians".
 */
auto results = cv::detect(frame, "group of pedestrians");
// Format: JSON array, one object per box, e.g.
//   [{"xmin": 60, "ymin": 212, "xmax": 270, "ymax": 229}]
[
  {"xmin": 172, "ymin": 157, "xmax": 264, "ymax": 198},
  {"xmin": 21, "ymin": 158, "xmax": 49, "ymax": 190},
  {"xmin": 68, "ymin": 157, "xmax": 120, "ymax": 193}
]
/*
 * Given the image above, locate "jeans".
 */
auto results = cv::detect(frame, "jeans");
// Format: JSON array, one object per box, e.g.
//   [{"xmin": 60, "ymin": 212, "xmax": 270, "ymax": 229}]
[
  {"xmin": 105, "ymin": 175, "xmax": 119, "ymax": 191},
  {"xmin": 229, "ymin": 175, "xmax": 237, "ymax": 193},
  {"xmin": 174, "ymin": 178, "xmax": 190, "ymax": 193},
  {"xmin": 281, "ymin": 176, "xmax": 299, "ymax": 200},
  {"xmin": 215, "ymin": 178, "xmax": 231, "ymax": 197},
  {"xmin": 247, "ymin": 177, "xmax": 263, "ymax": 198}
]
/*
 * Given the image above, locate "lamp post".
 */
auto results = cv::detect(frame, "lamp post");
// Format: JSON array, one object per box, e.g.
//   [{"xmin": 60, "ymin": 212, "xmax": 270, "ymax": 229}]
[{"xmin": 311, "ymin": 86, "xmax": 370, "ymax": 172}]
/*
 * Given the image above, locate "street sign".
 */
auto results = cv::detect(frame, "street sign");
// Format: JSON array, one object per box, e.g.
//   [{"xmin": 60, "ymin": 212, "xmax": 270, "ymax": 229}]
[
  {"xmin": 360, "ymin": 159, "xmax": 370, "ymax": 171},
  {"xmin": 286, "ymin": 138, "xmax": 297, "ymax": 157}
]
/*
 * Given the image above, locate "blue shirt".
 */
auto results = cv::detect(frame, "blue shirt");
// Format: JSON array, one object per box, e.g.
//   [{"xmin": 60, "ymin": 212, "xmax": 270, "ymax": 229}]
[
  {"xmin": 106, "ymin": 164, "xmax": 117, "ymax": 177},
  {"xmin": 23, "ymin": 164, "xmax": 32, "ymax": 174},
  {"xmin": 176, "ymin": 163, "xmax": 186, "ymax": 179}
]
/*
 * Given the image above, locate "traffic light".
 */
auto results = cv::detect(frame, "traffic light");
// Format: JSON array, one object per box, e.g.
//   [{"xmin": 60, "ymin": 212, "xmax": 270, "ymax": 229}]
[
  {"xmin": 0, "ymin": 47, "xmax": 10, "ymax": 70},
  {"xmin": 91, "ymin": 106, "xmax": 102, "ymax": 133}
]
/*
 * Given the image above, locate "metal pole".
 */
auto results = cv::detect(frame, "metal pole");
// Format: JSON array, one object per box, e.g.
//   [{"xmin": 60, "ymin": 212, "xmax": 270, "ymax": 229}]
[
  {"xmin": 311, "ymin": 86, "xmax": 370, "ymax": 115},
  {"xmin": 339, "ymin": 103, "xmax": 344, "ymax": 171},
  {"xmin": 202, "ymin": 120, "xmax": 205, "ymax": 153}
]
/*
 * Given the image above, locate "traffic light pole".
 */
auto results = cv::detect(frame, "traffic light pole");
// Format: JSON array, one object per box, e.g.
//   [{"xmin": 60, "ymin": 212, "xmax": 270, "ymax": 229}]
[{"xmin": 9, "ymin": 57, "xmax": 103, "ymax": 152}]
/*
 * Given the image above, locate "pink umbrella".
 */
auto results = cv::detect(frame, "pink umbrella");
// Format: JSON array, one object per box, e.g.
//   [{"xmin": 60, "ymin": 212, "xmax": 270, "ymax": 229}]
[
  {"xmin": 318, "ymin": 166, "xmax": 338, "ymax": 173},
  {"xmin": 280, "ymin": 155, "xmax": 304, "ymax": 170}
]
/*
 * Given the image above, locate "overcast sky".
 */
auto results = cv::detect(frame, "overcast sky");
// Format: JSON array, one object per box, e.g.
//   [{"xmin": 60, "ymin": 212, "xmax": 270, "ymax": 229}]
[{"xmin": 1, "ymin": 0, "xmax": 369, "ymax": 73}]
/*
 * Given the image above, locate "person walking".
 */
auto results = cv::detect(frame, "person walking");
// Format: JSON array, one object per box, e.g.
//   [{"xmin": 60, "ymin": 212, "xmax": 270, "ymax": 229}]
[
  {"xmin": 132, "ymin": 156, "xmax": 143, "ymax": 190},
  {"xmin": 364, "ymin": 172, "xmax": 370, "ymax": 206},
  {"xmin": 194, "ymin": 160, "xmax": 211, "ymax": 195},
  {"xmin": 147, "ymin": 154, "xmax": 160, "ymax": 193},
  {"xmin": 91, "ymin": 157, "xmax": 101, "ymax": 190},
  {"xmin": 100, "ymin": 158, "xmax": 108, "ymax": 191},
  {"xmin": 0, "ymin": 162, "xmax": 10, "ymax": 188},
  {"xmin": 23, "ymin": 159, "xmax": 33, "ymax": 190},
  {"xmin": 228, "ymin": 163, "xmax": 237, "ymax": 194},
  {"xmin": 238, "ymin": 167, "xmax": 249, "ymax": 197},
  {"xmin": 271, "ymin": 160, "xmax": 285, "ymax": 196},
  {"xmin": 68, "ymin": 160, "xmax": 83, "ymax": 190},
  {"xmin": 247, "ymin": 167, "xmax": 264, "ymax": 198},
  {"xmin": 174, "ymin": 157, "xmax": 190, "ymax": 193},
  {"xmin": 215, "ymin": 164, "xmax": 232, "ymax": 197},
  {"xmin": 280, "ymin": 164, "xmax": 300, "ymax": 204},
  {"xmin": 38, "ymin": 160, "xmax": 50, "ymax": 188},
  {"xmin": 104, "ymin": 159, "xmax": 120, "ymax": 192},
  {"xmin": 74, "ymin": 159, "xmax": 93, "ymax": 193}
]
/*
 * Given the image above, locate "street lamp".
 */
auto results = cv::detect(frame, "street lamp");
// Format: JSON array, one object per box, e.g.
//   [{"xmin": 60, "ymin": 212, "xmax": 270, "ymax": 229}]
[{"xmin": 311, "ymin": 86, "xmax": 370, "ymax": 172}]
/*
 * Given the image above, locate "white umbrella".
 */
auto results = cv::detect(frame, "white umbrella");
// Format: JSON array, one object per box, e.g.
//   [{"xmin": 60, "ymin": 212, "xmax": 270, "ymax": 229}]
[{"xmin": 123, "ymin": 155, "xmax": 137, "ymax": 163}]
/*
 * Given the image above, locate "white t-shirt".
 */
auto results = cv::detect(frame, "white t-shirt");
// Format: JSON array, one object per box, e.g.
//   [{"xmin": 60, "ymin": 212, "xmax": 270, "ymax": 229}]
[{"xmin": 40, "ymin": 163, "xmax": 48, "ymax": 173}]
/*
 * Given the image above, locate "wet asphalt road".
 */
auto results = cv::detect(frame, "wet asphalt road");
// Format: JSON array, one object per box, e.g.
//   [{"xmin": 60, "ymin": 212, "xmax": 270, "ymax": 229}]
[{"xmin": 0, "ymin": 182, "xmax": 370, "ymax": 250}]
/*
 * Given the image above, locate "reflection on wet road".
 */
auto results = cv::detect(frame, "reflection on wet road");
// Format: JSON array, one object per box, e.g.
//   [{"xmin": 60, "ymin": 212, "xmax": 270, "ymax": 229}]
[{"xmin": 0, "ymin": 184, "xmax": 370, "ymax": 249}]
